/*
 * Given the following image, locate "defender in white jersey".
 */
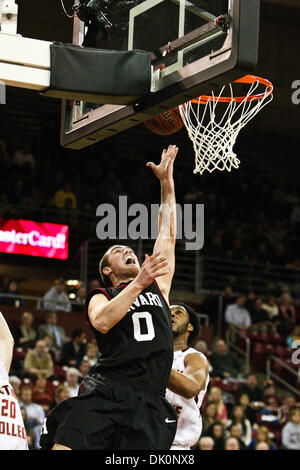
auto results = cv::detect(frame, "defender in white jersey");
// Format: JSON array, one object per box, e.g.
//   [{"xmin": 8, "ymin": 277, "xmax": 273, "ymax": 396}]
[
  {"xmin": 0, "ymin": 312, "xmax": 28, "ymax": 450},
  {"xmin": 166, "ymin": 304, "xmax": 209, "ymax": 450}
]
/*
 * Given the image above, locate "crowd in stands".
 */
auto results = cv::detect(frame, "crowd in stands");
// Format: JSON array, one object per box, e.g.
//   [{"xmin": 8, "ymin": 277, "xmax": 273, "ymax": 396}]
[
  {"xmin": 6, "ymin": 308, "xmax": 97, "ymax": 449},
  {"xmin": 0, "ymin": 278, "xmax": 298, "ymax": 450},
  {"xmin": 0, "ymin": 278, "xmax": 92, "ymax": 313},
  {"xmin": 0, "ymin": 121, "xmax": 299, "ymax": 450},
  {"xmin": 0, "ymin": 133, "xmax": 299, "ymax": 273}
]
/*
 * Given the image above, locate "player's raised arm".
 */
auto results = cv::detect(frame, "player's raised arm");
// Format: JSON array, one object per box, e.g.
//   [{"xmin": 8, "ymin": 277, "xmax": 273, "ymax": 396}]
[
  {"xmin": 167, "ymin": 353, "xmax": 209, "ymax": 400},
  {"xmin": 146, "ymin": 145, "xmax": 178, "ymax": 302},
  {"xmin": 0, "ymin": 312, "xmax": 14, "ymax": 373}
]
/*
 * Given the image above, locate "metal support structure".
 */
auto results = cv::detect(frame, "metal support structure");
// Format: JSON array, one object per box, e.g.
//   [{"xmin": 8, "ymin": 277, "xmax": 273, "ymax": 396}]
[
  {"xmin": 198, "ymin": 313, "xmax": 209, "ymax": 327},
  {"xmin": 169, "ymin": 0, "xmax": 217, "ymax": 22},
  {"xmin": 0, "ymin": 32, "xmax": 51, "ymax": 90},
  {"xmin": 150, "ymin": 15, "xmax": 228, "ymax": 61},
  {"xmin": 217, "ymin": 294, "xmax": 223, "ymax": 338},
  {"xmin": 194, "ymin": 250, "xmax": 202, "ymax": 295},
  {"xmin": 267, "ymin": 355, "xmax": 300, "ymax": 398},
  {"xmin": 80, "ymin": 240, "xmax": 89, "ymax": 288},
  {"xmin": 226, "ymin": 326, "xmax": 250, "ymax": 375}
]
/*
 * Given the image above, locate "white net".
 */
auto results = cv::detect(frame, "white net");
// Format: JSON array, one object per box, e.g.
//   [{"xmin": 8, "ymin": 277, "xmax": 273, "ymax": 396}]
[{"xmin": 179, "ymin": 78, "xmax": 273, "ymax": 175}]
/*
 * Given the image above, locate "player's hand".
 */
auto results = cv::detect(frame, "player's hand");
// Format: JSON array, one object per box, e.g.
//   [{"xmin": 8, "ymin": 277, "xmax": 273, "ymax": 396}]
[
  {"xmin": 146, "ymin": 145, "xmax": 178, "ymax": 182},
  {"xmin": 134, "ymin": 252, "xmax": 169, "ymax": 290}
]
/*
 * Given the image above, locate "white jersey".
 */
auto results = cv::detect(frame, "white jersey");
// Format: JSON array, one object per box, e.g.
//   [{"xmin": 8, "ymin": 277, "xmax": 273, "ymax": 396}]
[
  {"xmin": 0, "ymin": 361, "xmax": 28, "ymax": 450},
  {"xmin": 165, "ymin": 348, "xmax": 209, "ymax": 449}
]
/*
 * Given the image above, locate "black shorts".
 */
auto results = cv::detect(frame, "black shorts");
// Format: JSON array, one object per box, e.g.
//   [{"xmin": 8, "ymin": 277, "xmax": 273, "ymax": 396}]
[{"xmin": 39, "ymin": 374, "xmax": 177, "ymax": 450}]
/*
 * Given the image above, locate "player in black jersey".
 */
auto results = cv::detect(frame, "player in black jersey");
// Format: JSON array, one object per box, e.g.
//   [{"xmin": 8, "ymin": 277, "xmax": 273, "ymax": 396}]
[{"xmin": 40, "ymin": 145, "xmax": 179, "ymax": 450}]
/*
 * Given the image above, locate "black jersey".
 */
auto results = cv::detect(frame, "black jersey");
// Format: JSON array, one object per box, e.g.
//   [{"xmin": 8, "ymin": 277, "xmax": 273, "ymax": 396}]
[{"xmin": 85, "ymin": 280, "xmax": 174, "ymax": 393}]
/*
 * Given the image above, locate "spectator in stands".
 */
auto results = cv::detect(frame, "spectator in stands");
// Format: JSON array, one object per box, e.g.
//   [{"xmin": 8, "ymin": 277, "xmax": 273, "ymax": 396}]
[
  {"xmin": 20, "ymin": 407, "xmax": 37, "ymax": 450},
  {"xmin": 282, "ymin": 408, "xmax": 300, "ymax": 450},
  {"xmin": 72, "ymin": 284, "xmax": 87, "ymax": 313},
  {"xmin": 286, "ymin": 323, "xmax": 300, "ymax": 348},
  {"xmin": 261, "ymin": 295, "xmax": 280, "ymax": 333},
  {"xmin": 54, "ymin": 182, "xmax": 77, "ymax": 209},
  {"xmin": 14, "ymin": 311, "xmax": 37, "ymax": 349},
  {"xmin": 236, "ymin": 373, "xmax": 265, "ymax": 411},
  {"xmin": 226, "ymin": 405, "xmax": 252, "ymax": 447},
  {"xmin": 8, "ymin": 179, "xmax": 27, "ymax": 206},
  {"xmin": 248, "ymin": 298, "xmax": 269, "ymax": 333},
  {"xmin": 59, "ymin": 197, "xmax": 79, "ymax": 227},
  {"xmin": 279, "ymin": 293, "xmax": 296, "ymax": 334},
  {"xmin": 272, "ymin": 243, "xmax": 290, "ymax": 267},
  {"xmin": 222, "ymin": 286, "xmax": 236, "ymax": 313},
  {"xmin": 0, "ymin": 279, "xmax": 25, "ymax": 307},
  {"xmin": 263, "ymin": 380, "xmax": 282, "ymax": 411},
  {"xmin": 42, "ymin": 334, "xmax": 52, "ymax": 353},
  {"xmin": 60, "ymin": 328, "xmax": 87, "ymax": 368},
  {"xmin": 227, "ymin": 424, "xmax": 247, "ymax": 450},
  {"xmin": 19, "ymin": 385, "xmax": 45, "ymax": 449},
  {"xmin": 237, "ymin": 392, "xmax": 258, "ymax": 426},
  {"xmin": 205, "ymin": 422, "xmax": 226, "ymax": 450},
  {"xmin": 43, "ymin": 278, "xmax": 71, "ymax": 312},
  {"xmin": 198, "ymin": 436, "xmax": 214, "ymax": 450},
  {"xmin": 202, "ymin": 402, "xmax": 219, "ymax": 435},
  {"xmin": 49, "ymin": 384, "xmax": 71, "ymax": 411},
  {"xmin": 255, "ymin": 441, "xmax": 271, "ymax": 450},
  {"xmin": 194, "ymin": 339, "xmax": 208, "ymax": 354},
  {"xmin": 210, "ymin": 339, "xmax": 243, "ymax": 379},
  {"xmin": 248, "ymin": 426, "xmax": 276, "ymax": 450},
  {"xmin": 225, "ymin": 295, "xmax": 251, "ymax": 340},
  {"xmin": 64, "ymin": 367, "xmax": 80, "ymax": 397},
  {"xmin": 207, "ymin": 387, "xmax": 228, "ymax": 424},
  {"xmin": 9, "ymin": 375, "xmax": 21, "ymax": 401},
  {"xmin": 23, "ymin": 339, "xmax": 54, "ymax": 380},
  {"xmin": 38, "ymin": 311, "xmax": 67, "ymax": 352},
  {"xmin": 83, "ymin": 342, "xmax": 99, "ymax": 369},
  {"xmin": 278, "ymin": 394, "xmax": 300, "ymax": 425},
  {"xmin": 12, "ymin": 141, "xmax": 35, "ymax": 170},
  {"xmin": 206, "ymin": 234, "xmax": 224, "ymax": 258},
  {"xmin": 246, "ymin": 292, "xmax": 256, "ymax": 312},
  {"xmin": 224, "ymin": 437, "xmax": 240, "ymax": 450},
  {"xmin": 32, "ymin": 374, "xmax": 53, "ymax": 413},
  {"xmin": 78, "ymin": 359, "xmax": 91, "ymax": 382},
  {"xmin": 256, "ymin": 242, "xmax": 270, "ymax": 265}
]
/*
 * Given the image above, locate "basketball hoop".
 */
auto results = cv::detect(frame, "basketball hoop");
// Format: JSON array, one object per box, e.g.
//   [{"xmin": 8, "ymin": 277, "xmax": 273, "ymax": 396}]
[{"xmin": 179, "ymin": 75, "xmax": 274, "ymax": 175}]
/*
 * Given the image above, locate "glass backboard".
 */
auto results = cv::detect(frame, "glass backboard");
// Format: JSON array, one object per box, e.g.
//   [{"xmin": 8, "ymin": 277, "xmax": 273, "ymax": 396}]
[{"xmin": 61, "ymin": 0, "xmax": 260, "ymax": 149}]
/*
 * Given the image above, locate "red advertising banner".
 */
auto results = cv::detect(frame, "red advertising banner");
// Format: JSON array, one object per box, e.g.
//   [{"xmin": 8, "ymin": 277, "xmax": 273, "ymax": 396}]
[{"xmin": 0, "ymin": 218, "xmax": 69, "ymax": 260}]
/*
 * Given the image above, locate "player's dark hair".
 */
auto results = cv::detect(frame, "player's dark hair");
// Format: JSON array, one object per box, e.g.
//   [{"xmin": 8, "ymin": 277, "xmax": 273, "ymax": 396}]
[
  {"xmin": 99, "ymin": 245, "xmax": 123, "ymax": 287},
  {"xmin": 178, "ymin": 303, "xmax": 200, "ymax": 346},
  {"xmin": 99, "ymin": 245, "xmax": 136, "ymax": 287}
]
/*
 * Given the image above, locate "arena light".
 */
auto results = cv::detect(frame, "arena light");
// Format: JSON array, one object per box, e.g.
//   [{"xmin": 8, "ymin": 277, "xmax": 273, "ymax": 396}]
[
  {"xmin": 0, "ymin": 218, "xmax": 69, "ymax": 260},
  {"xmin": 65, "ymin": 279, "xmax": 80, "ymax": 286}
]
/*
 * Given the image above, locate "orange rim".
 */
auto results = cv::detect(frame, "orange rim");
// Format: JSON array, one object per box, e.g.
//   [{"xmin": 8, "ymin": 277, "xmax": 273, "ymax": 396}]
[{"xmin": 190, "ymin": 75, "xmax": 274, "ymax": 104}]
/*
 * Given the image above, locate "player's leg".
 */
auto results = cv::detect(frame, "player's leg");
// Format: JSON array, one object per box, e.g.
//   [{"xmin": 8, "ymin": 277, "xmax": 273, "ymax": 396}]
[{"xmin": 118, "ymin": 392, "xmax": 177, "ymax": 450}]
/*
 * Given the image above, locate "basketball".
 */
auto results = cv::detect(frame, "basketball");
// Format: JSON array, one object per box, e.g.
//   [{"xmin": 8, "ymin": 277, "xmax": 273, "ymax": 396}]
[{"xmin": 144, "ymin": 107, "xmax": 184, "ymax": 135}]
